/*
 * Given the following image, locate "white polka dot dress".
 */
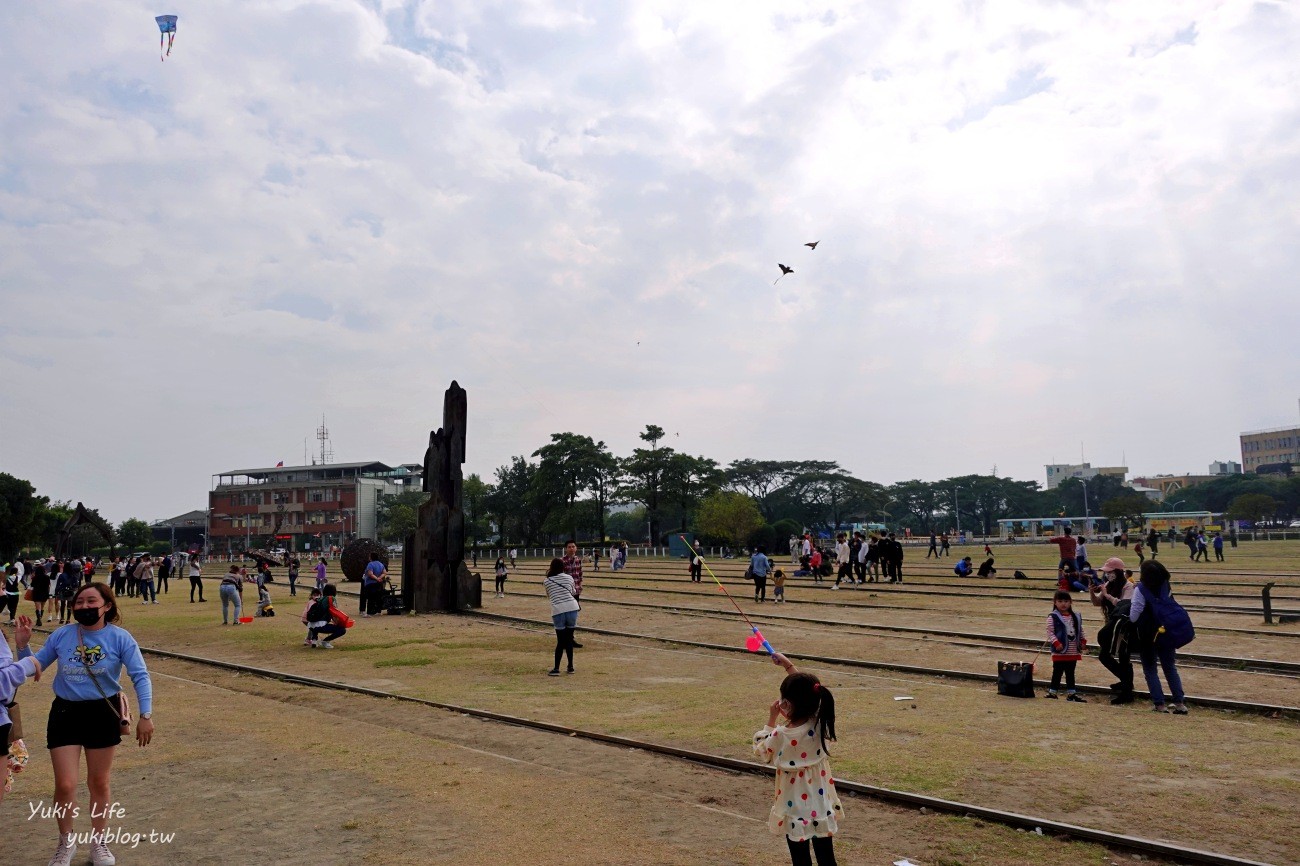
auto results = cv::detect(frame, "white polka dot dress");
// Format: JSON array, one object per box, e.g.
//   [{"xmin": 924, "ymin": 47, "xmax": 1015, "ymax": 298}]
[{"xmin": 753, "ymin": 721, "xmax": 843, "ymax": 840}]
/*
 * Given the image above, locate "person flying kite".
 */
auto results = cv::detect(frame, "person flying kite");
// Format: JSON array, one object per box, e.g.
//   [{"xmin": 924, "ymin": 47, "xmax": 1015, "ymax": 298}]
[{"xmin": 156, "ymin": 15, "xmax": 178, "ymax": 61}]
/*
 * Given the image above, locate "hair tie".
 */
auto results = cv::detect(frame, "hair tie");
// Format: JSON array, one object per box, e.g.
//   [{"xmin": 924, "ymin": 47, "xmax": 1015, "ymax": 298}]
[{"xmin": 812, "ymin": 683, "xmax": 820, "ymax": 692}]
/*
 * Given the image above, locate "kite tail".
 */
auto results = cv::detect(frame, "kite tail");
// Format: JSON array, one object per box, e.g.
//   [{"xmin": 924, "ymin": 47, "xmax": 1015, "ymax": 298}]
[
  {"xmin": 161, "ymin": 33, "xmax": 165, "ymax": 62},
  {"xmin": 166, "ymin": 33, "xmax": 175, "ymax": 58}
]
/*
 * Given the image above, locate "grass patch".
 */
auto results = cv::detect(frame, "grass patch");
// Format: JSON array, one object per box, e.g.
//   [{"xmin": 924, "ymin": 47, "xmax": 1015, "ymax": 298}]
[{"xmin": 374, "ymin": 656, "xmax": 437, "ymax": 668}]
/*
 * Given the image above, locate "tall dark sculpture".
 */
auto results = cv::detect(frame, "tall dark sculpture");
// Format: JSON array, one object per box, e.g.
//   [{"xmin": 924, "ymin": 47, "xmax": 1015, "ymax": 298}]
[{"xmin": 404, "ymin": 381, "xmax": 480, "ymax": 612}]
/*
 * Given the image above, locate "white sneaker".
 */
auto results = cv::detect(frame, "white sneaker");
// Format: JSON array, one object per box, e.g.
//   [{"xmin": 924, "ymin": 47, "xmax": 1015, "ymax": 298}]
[
  {"xmin": 47, "ymin": 840, "xmax": 77, "ymax": 866},
  {"xmin": 831, "ymin": 585, "xmax": 839, "ymax": 590},
  {"xmin": 320, "ymin": 641, "xmax": 335, "ymax": 648},
  {"xmin": 91, "ymin": 841, "xmax": 117, "ymax": 866}
]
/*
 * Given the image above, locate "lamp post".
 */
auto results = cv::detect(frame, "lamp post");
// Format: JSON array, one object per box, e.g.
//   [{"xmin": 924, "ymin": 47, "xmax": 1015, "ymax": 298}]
[{"xmin": 952, "ymin": 488, "xmax": 961, "ymax": 536}]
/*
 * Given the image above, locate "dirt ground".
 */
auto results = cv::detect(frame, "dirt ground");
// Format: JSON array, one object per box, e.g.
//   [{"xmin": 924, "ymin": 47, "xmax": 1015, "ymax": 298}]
[
  {"xmin": 4, "ymin": 547, "xmax": 1296, "ymax": 865},
  {"xmin": 6, "ymin": 656, "xmax": 1136, "ymax": 866}
]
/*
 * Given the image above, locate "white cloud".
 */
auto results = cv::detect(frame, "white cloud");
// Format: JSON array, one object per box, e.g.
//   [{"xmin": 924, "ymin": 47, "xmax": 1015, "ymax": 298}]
[{"xmin": 1, "ymin": 0, "xmax": 1297, "ymax": 521}]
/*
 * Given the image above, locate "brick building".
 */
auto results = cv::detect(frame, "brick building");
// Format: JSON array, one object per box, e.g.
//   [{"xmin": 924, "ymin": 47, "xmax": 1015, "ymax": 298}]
[{"xmin": 207, "ymin": 461, "xmax": 421, "ymax": 555}]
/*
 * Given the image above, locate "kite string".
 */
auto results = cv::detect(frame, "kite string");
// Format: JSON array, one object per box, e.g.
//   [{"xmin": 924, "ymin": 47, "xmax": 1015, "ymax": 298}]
[{"xmin": 681, "ymin": 535, "xmax": 775, "ymax": 654}]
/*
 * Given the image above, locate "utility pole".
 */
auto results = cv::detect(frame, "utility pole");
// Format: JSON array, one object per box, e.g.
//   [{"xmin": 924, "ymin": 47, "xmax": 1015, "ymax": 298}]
[{"xmin": 953, "ymin": 487, "xmax": 961, "ymax": 536}]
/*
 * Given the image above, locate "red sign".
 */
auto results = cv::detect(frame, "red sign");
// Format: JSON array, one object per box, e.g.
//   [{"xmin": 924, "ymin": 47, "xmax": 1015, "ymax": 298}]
[{"xmin": 275, "ymin": 535, "xmax": 292, "ymax": 540}]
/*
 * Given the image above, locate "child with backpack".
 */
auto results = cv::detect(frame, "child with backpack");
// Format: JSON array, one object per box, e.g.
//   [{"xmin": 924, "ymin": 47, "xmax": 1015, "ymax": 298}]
[
  {"xmin": 1045, "ymin": 591, "xmax": 1087, "ymax": 702},
  {"xmin": 753, "ymin": 652, "xmax": 842, "ymax": 866},
  {"xmin": 1129, "ymin": 560, "xmax": 1192, "ymax": 714}
]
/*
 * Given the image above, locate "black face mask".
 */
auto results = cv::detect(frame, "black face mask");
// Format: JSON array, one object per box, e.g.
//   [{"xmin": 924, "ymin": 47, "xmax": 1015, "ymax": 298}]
[{"xmin": 73, "ymin": 608, "xmax": 104, "ymax": 627}]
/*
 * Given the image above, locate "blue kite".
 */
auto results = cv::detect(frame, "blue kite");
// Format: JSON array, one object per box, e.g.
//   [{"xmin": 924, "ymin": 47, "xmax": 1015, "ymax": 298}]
[{"xmin": 155, "ymin": 15, "xmax": 177, "ymax": 61}]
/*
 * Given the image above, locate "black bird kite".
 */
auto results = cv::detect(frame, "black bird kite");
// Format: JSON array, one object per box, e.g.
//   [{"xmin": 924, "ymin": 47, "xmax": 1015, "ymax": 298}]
[
  {"xmin": 805, "ymin": 241, "xmax": 819, "ymax": 250},
  {"xmin": 774, "ymin": 263, "xmax": 794, "ymax": 284}
]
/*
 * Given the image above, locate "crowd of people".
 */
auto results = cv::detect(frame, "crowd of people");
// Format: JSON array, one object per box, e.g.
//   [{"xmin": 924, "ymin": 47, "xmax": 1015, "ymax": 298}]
[{"xmin": 0, "ymin": 522, "xmax": 1221, "ymax": 865}]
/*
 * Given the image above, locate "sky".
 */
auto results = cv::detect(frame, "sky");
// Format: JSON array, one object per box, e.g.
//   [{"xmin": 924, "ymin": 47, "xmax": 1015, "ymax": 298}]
[{"xmin": 2, "ymin": 0, "xmax": 1298, "ymax": 524}]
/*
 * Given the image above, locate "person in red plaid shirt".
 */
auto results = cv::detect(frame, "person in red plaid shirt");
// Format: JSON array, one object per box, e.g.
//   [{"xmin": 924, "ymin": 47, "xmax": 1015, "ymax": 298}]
[{"xmin": 562, "ymin": 540, "xmax": 584, "ymax": 648}]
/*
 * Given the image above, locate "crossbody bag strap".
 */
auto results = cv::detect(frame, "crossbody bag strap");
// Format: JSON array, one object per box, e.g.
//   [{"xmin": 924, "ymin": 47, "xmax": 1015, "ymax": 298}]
[{"xmin": 77, "ymin": 627, "xmax": 130, "ymax": 724}]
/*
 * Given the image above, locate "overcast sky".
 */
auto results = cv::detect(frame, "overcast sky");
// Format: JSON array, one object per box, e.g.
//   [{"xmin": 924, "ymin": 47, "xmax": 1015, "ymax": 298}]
[{"xmin": 2, "ymin": 1, "xmax": 1298, "ymax": 524}]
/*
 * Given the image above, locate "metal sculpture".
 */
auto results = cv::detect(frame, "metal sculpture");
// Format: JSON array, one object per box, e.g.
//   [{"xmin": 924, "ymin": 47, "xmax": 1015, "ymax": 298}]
[
  {"xmin": 340, "ymin": 539, "xmax": 388, "ymax": 582},
  {"xmin": 404, "ymin": 381, "xmax": 480, "ymax": 612},
  {"xmin": 54, "ymin": 503, "xmax": 115, "ymax": 560}
]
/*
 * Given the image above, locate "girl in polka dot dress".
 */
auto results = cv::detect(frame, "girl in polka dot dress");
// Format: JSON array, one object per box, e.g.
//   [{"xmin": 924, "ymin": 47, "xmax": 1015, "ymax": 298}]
[{"xmin": 753, "ymin": 652, "xmax": 843, "ymax": 866}]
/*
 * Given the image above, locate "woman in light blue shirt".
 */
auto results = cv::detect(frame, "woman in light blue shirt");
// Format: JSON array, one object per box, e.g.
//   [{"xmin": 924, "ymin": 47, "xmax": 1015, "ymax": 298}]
[{"xmin": 17, "ymin": 582, "xmax": 154, "ymax": 866}]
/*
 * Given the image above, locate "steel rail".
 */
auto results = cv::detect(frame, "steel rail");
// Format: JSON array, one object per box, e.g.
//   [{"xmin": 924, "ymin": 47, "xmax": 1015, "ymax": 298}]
[
  {"xmin": 466, "ymin": 611, "xmax": 1300, "ymax": 718},
  {"xmin": 122, "ymin": 640, "xmax": 1274, "ymax": 866},
  {"xmin": 476, "ymin": 576, "xmax": 1300, "ymax": 640},
  {"xmin": 496, "ymin": 568, "xmax": 1299, "ymax": 618},
  {"xmin": 482, "ymin": 587, "xmax": 1300, "ymax": 676}
]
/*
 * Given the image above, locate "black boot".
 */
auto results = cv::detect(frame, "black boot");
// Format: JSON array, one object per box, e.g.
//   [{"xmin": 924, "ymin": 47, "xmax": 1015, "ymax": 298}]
[{"xmin": 563, "ymin": 628, "xmax": 576, "ymax": 672}]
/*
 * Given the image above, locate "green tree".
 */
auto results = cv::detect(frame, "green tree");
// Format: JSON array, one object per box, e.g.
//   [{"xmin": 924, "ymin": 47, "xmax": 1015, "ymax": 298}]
[
  {"xmin": 663, "ymin": 453, "xmax": 724, "ymax": 534},
  {"xmin": 116, "ymin": 518, "xmax": 153, "ymax": 551},
  {"xmin": 725, "ymin": 460, "xmax": 808, "ymax": 522},
  {"xmin": 620, "ymin": 426, "xmax": 678, "ymax": 541},
  {"xmin": 0, "ymin": 473, "xmax": 43, "ymax": 559},
  {"xmin": 1100, "ymin": 494, "xmax": 1152, "ymax": 529},
  {"xmin": 1227, "ymin": 493, "xmax": 1278, "ymax": 526},
  {"xmin": 463, "ymin": 474, "xmax": 493, "ymax": 547},
  {"xmin": 488, "ymin": 456, "xmax": 545, "ymax": 545},
  {"xmin": 695, "ymin": 491, "xmax": 764, "ymax": 549},
  {"xmin": 887, "ymin": 479, "xmax": 945, "ymax": 532},
  {"xmin": 532, "ymin": 433, "xmax": 620, "ymax": 541},
  {"xmin": 605, "ymin": 506, "xmax": 647, "ymax": 542},
  {"xmin": 376, "ymin": 489, "xmax": 430, "ymax": 543}
]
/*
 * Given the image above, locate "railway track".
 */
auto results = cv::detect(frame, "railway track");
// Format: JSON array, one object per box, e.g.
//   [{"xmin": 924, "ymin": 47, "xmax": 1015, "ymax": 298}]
[
  {"xmin": 493, "ymin": 568, "xmax": 1300, "ymax": 618},
  {"xmin": 94, "ymin": 636, "xmax": 1274, "ymax": 866},
  {"xmin": 472, "ymin": 575, "xmax": 1300, "ymax": 640},
  {"xmin": 466, "ymin": 611, "xmax": 1300, "ymax": 718},
  {"xmin": 479, "ymin": 586, "xmax": 1300, "ymax": 678}
]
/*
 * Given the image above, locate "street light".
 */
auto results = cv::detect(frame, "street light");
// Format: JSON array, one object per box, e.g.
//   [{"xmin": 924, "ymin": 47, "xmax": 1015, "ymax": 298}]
[
  {"xmin": 952, "ymin": 487, "xmax": 962, "ymax": 536},
  {"xmin": 1166, "ymin": 499, "xmax": 1186, "ymax": 513}
]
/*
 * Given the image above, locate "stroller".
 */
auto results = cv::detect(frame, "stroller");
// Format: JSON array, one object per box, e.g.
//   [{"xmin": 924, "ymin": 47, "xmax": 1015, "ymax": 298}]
[{"xmin": 381, "ymin": 584, "xmax": 404, "ymax": 616}]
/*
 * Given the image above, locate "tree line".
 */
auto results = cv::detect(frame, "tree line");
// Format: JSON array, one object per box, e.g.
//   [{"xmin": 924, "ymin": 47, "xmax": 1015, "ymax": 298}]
[
  {"xmin": 0, "ymin": 472, "xmax": 165, "ymax": 560},
  {"xmin": 377, "ymin": 426, "xmax": 1300, "ymax": 549}
]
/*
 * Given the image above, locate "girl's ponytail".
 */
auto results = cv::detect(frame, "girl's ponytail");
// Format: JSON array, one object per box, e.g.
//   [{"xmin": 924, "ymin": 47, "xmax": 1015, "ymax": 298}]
[{"xmin": 816, "ymin": 683, "xmax": 836, "ymax": 749}]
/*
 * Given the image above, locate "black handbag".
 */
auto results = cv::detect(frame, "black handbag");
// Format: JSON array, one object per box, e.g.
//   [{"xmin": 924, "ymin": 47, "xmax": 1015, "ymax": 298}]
[{"xmin": 997, "ymin": 661, "xmax": 1036, "ymax": 698}]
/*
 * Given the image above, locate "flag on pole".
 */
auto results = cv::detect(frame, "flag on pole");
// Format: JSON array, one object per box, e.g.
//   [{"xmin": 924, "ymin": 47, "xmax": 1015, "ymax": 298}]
[{"xmin": 276, "ymin": 461, "xmax": 284, "ymax": 467}]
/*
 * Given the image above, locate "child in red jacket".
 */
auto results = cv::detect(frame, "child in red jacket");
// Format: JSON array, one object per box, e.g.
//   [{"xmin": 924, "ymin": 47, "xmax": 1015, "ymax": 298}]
[{"xmin": 1046, "ymin": 590, "xmax": 1087, "ymax": 702}]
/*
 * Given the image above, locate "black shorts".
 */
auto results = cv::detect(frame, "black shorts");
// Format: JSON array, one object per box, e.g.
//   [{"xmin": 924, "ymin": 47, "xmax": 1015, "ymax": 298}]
[{"xmin": 47, "ymin": 695, "xmax": 127, "ymax": 750}]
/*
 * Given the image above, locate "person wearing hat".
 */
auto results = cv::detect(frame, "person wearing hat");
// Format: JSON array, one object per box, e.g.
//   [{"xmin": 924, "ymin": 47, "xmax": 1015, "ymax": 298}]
[{"xmin": 1089, "ymin": 557, "xmax": 1136, "ymax": 704}]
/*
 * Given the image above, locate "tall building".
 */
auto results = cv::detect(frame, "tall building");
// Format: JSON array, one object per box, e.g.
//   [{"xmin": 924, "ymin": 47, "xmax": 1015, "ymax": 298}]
[
  {"xmin": 207, "ymin": 461, "xmax": 421, "ymax": 554},
  {"xmin": 1208, "ymin": 460, "xmax": 1241, "ymax": 476},
  {"xmin": 1044, "ymin": 463, "xmax": 1128, "ymax": 490},
  {"xmin": 1240, "ymin": 426, "xmax": 1300, "ymax": 473}
]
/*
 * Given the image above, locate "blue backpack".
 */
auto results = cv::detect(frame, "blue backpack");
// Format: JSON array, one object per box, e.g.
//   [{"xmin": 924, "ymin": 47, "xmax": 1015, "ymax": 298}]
[{"xmin": 1138, "ymin": 583, "xmax": 1195, "ymax": 649}]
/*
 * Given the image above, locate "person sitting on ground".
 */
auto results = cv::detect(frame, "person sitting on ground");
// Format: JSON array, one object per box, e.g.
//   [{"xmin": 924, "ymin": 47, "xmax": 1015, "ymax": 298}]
[
  {"xmin": 1057, "ymin": 563, "xmax": 1086, "ymax": 593},
  {"xmin": 953, "ymin": 556, "xmax": 974, "ymax": 577},
  {"xmin": 976, "ymin": 557, "xmax": 997, "ymax": 578},
  {"xmin": 1077, "ymin": 561, "xmax": 1100, "ymax": 588}
]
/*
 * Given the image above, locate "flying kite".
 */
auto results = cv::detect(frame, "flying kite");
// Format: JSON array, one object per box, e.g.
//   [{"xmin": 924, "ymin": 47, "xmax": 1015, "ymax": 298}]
[
  {"xmin": 774, "ymin": 264, "xmax": 793, "ymax": 284},
  {"xmin": 156, "ymin": 15, "xmax": 177, "ymax": 61},
  {"xmin": 805, "ymin": 241, "xmax": 819, "ymax": 250}
]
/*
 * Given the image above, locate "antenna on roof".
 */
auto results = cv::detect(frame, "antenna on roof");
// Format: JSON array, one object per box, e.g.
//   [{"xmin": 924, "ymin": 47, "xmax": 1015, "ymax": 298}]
[{"xmin": 317, "ymin": 415, "xmax": 334, "ymax": 465}]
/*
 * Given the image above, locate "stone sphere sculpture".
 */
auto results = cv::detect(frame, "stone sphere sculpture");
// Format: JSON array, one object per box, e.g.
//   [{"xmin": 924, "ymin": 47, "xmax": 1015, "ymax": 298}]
[{"xmin": 340, "ymin": 539, "xmax": 388, "ymax": 582}]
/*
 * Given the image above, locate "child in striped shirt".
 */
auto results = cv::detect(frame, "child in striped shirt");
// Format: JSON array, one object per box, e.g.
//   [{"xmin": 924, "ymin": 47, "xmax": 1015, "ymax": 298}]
[{"xmin": 1046, "ymin": 590, "xmax": 1087, "ymax": 702}]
